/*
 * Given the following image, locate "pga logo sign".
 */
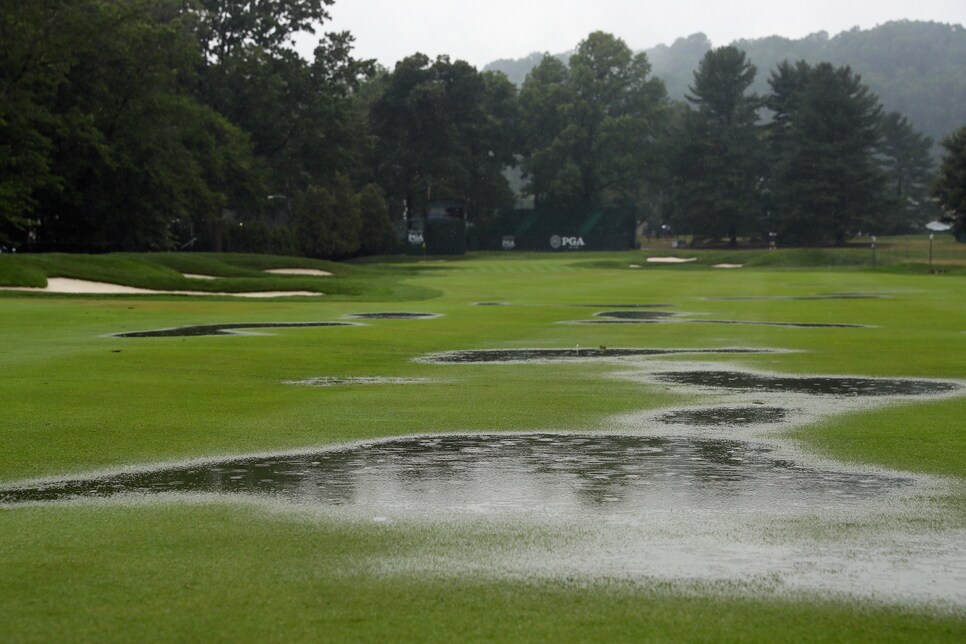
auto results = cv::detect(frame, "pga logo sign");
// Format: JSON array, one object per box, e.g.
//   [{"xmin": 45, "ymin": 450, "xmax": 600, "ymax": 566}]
[{"xmin": 549, "ymin": 234, "xmax": 586, "ymax": 250}]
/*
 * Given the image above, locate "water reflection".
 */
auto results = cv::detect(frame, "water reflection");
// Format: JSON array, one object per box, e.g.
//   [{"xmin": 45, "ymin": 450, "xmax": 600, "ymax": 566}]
[
  {"xmin": 596, "ymin": 310, "xmax": 676, "ymax": 320},
  {"xmin": 423, "ymin": 348, "xmax": 775, "ymax": 363},
  {"xmin": 658, "ymin": 407, "xmax": 788, "ymax": 426},
  {"xmin": 113, "ymin": 322, "xmax": 354, "ymax": 338},
  {"xmin": 0, "ymin": 435, "xmax": 907, "ymax": 517},
  {"xmin": 655, "ymin": 371, "xmax": 961, "ymax": 396},
  {"xmin": 346, "ymin": 313, "xmax": 438, "ymax": 320}
]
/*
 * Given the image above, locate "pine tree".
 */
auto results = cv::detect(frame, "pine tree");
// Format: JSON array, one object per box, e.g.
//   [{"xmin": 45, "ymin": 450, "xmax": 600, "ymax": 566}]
[
  {"xmin": 877, "ymin": 112, "xmax": 935, "ymax": 232},
  {"xmin": 933, "ymin": 125, "xmax": 966, "ymax": 242},
  {"xmin": 767, "ymin": 62, "xmax": 885, "ymax": 245},
  {"xmin": 670, "ymin": 47, "xmax": 763, "ymax": 245}
]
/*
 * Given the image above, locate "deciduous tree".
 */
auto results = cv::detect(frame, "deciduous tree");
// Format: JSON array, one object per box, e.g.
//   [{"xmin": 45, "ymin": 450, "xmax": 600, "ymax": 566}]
[{"xmin": 519, "ymin": 32, "xmax": 668, "ymax": 212}]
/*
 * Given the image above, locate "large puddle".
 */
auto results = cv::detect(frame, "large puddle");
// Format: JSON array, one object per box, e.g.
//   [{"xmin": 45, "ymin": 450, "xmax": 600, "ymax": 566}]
[
  {"xmin": 420, "ymin": 348, "xmax": 775, "ymax": 363},
  {"xmin": 657, "ymin": 406, "xmax": 789, "ymax": 426},
  {"xmin": 569, "ymin": 310, "xmax": 868, "ymax": 328},
  {"xmin": 696, "ymin": 320, "xmax": 868, "ymax": 329},
  {"xmin": 655, "ymin": 371, "xmax": 960, "ymax": 397},
  {"xmin": 4, "ymin": 348, "xmax": 964, "ymax": 606},
  {"xmin": 346, "ymin": 312, "xmax": 439, "ymax": 320},
  {"xmin": 595, "ymin": 310, "xmax": 676, "ymax": 320},
  {"xmin": 0, "ymin": 434, "xmax": 907, "ymax": 509},
  {"xmin": 112, "ymin": 322, "xmax": 354, "ymax": 338}
]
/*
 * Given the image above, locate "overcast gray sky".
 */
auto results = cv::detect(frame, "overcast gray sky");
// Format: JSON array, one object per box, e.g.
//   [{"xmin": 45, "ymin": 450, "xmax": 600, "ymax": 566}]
[{"xmin": 305, "ymin": 0, "xmax": 966, "ymax": 68}]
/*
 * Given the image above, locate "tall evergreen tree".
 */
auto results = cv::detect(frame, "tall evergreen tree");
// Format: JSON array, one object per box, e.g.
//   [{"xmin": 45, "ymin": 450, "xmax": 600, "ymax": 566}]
[
  {"xmin": 877, "ymin": 111, "xmax": 935, "ymax": 232},
  {"xmin": 670, "ymin": 46, "xmax": 763, "ymax": 245},
  {"xmin": 933, "ymin": 125, "xmax": 966, "ymax": 242},
  {"xmin": 767, "ymin": 61, "xmax": 885, "ymax": 245}
]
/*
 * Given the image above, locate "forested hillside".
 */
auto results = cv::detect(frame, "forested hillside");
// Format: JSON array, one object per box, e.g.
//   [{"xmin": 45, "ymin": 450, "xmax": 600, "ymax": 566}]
[{"xmin": 485, "ymin": 21, "xmax": 966, "ymax": 142}]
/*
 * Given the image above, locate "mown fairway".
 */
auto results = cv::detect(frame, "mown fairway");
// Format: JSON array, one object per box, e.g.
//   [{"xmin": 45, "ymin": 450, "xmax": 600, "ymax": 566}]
[{"xmin": 1, "ymin": 248, "xmax": 965, "ymax": 641}]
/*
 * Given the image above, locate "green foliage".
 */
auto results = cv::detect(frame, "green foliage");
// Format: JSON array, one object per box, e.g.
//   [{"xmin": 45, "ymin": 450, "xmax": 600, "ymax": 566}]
[
  {"xmin": 734, "ymin": 21, "xmax": 966, "ymax": 143},
  {"xmin": 766, "ymin": 61, "xmax": 885, "ymax": 245},
  {"xmin": 670, "ymin": 47, "xmax": 764, "ymax": 244},
  {"xmin": 519, "ymin": 32, "xmax": 669, "ymax": 212},
  {"xmin": 293, "ymin": 177, "xmax": 363, "ymax": 259},
  {"xmin": 933, "ymin": 125, "xmax": 966, "ymax": 241},
  {"xmin": 0, "ymin": 0, "xmax": 265, "ymax": 252},
  {"xmin": 368, "ymin": 54, "xmax": 517, "ymax": 221},
  {"xmin": 358, "ymin": 183, "xmax": 396, "ymax": 255},
  {"xmin": 877, "ymin": 112, "xmax": 937, "ymax": 232},
  {"xmin": 187, "ymin": 0, "xmax": 334, "ymax": 61},
  {"xmin": 487, "ymin": 21, "xmax": 966, "ymax": 143},
  {"xmin": 0, "ymin": 0, "xmax": 77, "ymax": 243}
]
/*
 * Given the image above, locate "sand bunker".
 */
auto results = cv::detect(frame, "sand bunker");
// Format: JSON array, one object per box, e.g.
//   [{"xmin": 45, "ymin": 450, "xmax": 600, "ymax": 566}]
[
  {"xmin": 0, "ymin": 278, "xmax": 320, "ymax": 298},
  {"xmin": 646, "ymin": 257, "xmax": 697, "ymax": 264},
  {"xmin": 713, "ymin": 263, "xmax": 744, "ymax": 269},
  {"xmin": 264, "ymin": 268, "xmax": 333, "ymax": 277}
]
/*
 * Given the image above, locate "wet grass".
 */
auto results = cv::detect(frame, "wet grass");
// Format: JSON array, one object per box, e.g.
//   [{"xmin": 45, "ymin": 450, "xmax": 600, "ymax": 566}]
[
  {"xmin": 2, "ymin": 504, "xmax": 964, "ymax": 643},
  {"xmin": 0, "ymin": 252, "xmax": 439, "ymax": 300},
  {"xmin": 1, "ymin": 243, "xmax": 965, "ymax": 638}
]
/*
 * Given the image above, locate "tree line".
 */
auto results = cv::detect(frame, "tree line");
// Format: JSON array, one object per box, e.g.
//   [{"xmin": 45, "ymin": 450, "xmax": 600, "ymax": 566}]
[
  {"xmin": 487, "ymin": 21, "xmax": 966, "ymax": 145},
  {"xmin": 2, "ymin": 2, "xmax": 964, "ymax": 254}
]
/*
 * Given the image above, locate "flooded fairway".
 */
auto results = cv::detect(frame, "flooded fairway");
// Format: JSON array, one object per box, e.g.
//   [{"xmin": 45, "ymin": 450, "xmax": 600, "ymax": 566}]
[
  {"xmin": 4, "ymin": 431, "xmax": 964, "ymax": 606},
  {"xmin": 3, "ymin": 340, "xmax": 963, "ymax": 608},
  {"xmin": 0, "ymin": 434, "xmax": 909, "ymax": 510}
]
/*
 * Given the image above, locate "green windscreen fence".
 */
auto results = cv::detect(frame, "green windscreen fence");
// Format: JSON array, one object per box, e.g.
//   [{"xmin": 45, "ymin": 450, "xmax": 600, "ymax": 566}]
[{"xmin": 471, "ymin": 208, "xmax": 636, "ymax": 251}]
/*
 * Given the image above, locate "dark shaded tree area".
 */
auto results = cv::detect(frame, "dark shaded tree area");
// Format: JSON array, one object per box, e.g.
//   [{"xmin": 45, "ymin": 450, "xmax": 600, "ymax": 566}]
[
  {"xmin": 669, "ymin": 47, "xmax": 763, "ymax": 245},
  {"xmin": 933, "ymin": 126, "xmax": 966, "ymax": 242},
  {"xmin": 0, "ymin": 0, "xmax": 387, "ymax": 256},
  {"xmin": 368, "ymin": 54, "xmax": 517, "ymax": 222},
  {"xmin": 1, "ymin": 8, "xmax": 957, "ymax": 253},
  {"xmin": 519, "ymin": 32, "xmax": 669, "ymax": 214},
  {"xmin": 665, "ymin": 51, "xmax": 944, "ymax": 246},
  {"xmin": 765, "ymin": 61, "xmax": 886, "ymax": 245}
]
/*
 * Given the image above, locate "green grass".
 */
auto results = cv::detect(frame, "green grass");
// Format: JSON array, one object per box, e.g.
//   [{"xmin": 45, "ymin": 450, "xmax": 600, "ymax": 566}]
[
  {"xmin": 1, "ymin": 242, "xmax": 965, "ymax": 640},
  {"xmin": 3, "ymin": 504, "xmax": 964, "ymax": 643},
  {"xmin": 0, "ymin": 252, "xmax": 440, "ymax": 300}
]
